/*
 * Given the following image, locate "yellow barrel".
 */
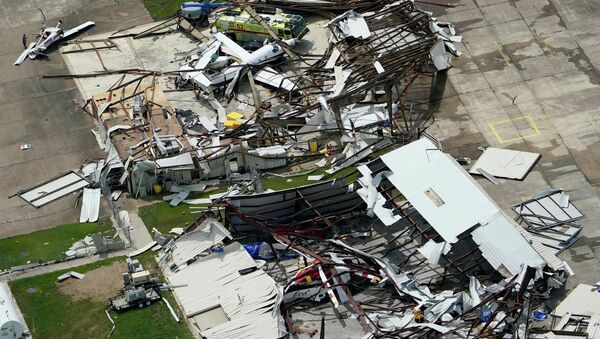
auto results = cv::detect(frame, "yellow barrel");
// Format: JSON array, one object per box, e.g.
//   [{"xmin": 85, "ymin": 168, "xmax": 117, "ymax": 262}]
[
  {"xmin": 309, "ymin": 139, "xmax": 318, "ymax": 153},
  {"xmin": 153, "ymin": 183, "xmax": 163, "ymax": 194}
]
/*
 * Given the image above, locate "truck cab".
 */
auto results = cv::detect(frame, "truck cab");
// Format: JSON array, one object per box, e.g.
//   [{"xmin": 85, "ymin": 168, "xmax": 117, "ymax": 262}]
[{"xmin": 215, "ymin": 9, "xmax": 308, "ymax": 42}]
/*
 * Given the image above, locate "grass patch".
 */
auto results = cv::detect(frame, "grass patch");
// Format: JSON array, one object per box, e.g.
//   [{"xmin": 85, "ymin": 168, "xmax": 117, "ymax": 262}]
[
  {"xmin": 139, "ymin": 188, "xmax": 227, "ymax": 235},
  {"xmin": 261, "ymin": 166, "xmax": 358, "ymax": 191},
  {"xmin": 0, "ymin": 219, "xmax": 113, "ymax": 271},
  {"xmin": 143, "ymin": 0, "xmax": 187, "ymax": 20},
  {"xmin": 10, "ymin": 255, "xmax": 193, "ymax": 339}
]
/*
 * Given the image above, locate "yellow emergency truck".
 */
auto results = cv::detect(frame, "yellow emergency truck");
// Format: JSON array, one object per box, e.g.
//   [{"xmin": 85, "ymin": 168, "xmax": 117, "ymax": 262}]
[{"xmin": 215, "ymin": 9, "xmax": 309, "ymax": 42}]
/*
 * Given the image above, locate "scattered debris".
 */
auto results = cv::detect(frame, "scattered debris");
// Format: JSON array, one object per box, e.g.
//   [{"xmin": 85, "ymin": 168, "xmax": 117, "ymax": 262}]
[
  {"xmin": 514, "ymin": 189, "xmax": 583, "ymax": 253},
  {"xmin": 79, "ymin": 187, "xmax": 101, "ymax": 223},
  {"xmin": 162, "ymin": 297, "xmax": 180, "ymax": 323},
  {"xmin": 56, "ymin": 271, "xmax": 86, "ymax": 282},
  {"xmin": 17, "ymin": 171, "xmax": 89, "ymax": 208},
  {"xmin": 128, "ymin": 241, "xmax": 158, "ymax": 258},
  {"xmin": 105, "ymin": 310, "xmax": 115, "ymax": 337},
  {"xmin": 470, "ymin": 147, "xmax": 541, "ymax": 180}
]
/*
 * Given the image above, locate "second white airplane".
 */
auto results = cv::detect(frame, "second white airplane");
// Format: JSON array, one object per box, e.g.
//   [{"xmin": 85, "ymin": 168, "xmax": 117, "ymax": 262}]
[{"xmin": 179, "ymin": 32, "xmax": 299, "ymax": 96}]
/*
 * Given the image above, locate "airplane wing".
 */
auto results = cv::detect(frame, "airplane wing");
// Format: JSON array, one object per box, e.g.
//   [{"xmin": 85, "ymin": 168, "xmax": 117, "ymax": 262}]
[
  {"xmin": 254, "ymin": 66, "xmax": 298, "ymax": 92},
  {"xmin": 196, "ymin": 41, "xmax": 221, "ymax": 70},
  {"xmin": 63, "ymin": 21, "xmax": 95, "ymax": 40},
  {"xmin": 213, "ymin": 32, "xmax": 252, "ymax": 62},
  {"xmin": 14, "ymin": 42, "xmax": 36, "ymax": 65},
  {"xmin": 225, "ymin": 68, "xmax": 245, "ymax": 97}
]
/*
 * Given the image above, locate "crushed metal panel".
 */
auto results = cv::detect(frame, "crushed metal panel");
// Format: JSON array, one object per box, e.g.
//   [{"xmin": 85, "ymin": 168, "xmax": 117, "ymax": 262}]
[
  {"xmin": 18, "ymin": 171, "xmax": 89, "ymax": 208},
  {"xmin": 327, "ymin": 10, "xmax": 371, "ymax": 40},
  {"xmin": 430, "ymin": 40, "xmax": 450, "ymax": 71},
  {"xmin": 165, "ymin": 242, "xmax": 285, "ymax": 339},
  {"xmin": 79, "ymin": 187, "xmax": 101, "ymax": 223},
  {"xmin": 417, "ymin": 239, "xmax": 450, "ymax": 265},
  {"xmin": 170, "ymin": 190, "xmax": 190, "ymax": 207},
  {"xmin": 514, "ymin": 189, "xmax": 583, "ymax": 252},
  {"xmin": 515, "ymin": 189, "xmax": 584, "ymax": 226},
  {"xmin": 162, "ymin": 217, "xmax": 232, "ymax": 268},
  {"xmin": 554, "ymin": 284, "xmax": 600, "ymax": 317},
  {"xmin": 469, "ymin": 147, "xmax": 540, "ymax": 180},
  {"xmin": 380, "ymin": 139, "xmax": 498, "ymax": 243},
  {"xmin": 254, "ymin": 66, "xmax": 298, "ymax": 92}
]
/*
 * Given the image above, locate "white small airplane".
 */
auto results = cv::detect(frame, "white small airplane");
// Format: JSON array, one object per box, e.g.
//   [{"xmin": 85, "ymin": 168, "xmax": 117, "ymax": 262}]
[
  {"xmin": 179, "ymin": 32, "xmax": 299, "ymax": 96},
  {"xmin": 15, "ymin": 20, "xmax": 95, "ymax": 65}
]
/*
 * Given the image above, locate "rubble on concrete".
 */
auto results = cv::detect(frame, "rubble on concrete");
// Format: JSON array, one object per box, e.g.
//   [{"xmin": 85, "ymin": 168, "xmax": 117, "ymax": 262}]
[
  {"xmin": 514, "ymin": 189, "xmax": 584, "ymax": 254},
  {"xmin": 20, "ymin": 0, "xmax": 593, "ymax": 338}
]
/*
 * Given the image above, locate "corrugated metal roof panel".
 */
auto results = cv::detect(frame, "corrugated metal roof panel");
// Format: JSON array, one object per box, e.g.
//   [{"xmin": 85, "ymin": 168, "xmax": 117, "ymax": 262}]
[
  {"xmin": 380, "ymin": 139, "xmax": 547, "ymax": 276},
  {"xmin": 166, "ymin": 242, "xmax": 284, "ymax": 339},
  {"xmin": 555, "ymin": 284, "xmax": 600, "ymax": 317},
  {"xmin": 588, "ymin": 314, "xmax": 600, "ymax": 339},
  {"xmin": 19, "ymin": 171, "xmax": 89, "ymax": 207},
  {"xmin": 471, "ymin": 211, "xmax": 546, "ymax": 275},
  {"xmin": 164, "ymin": 218, "xmax": 231, "ymax": 267},
  {"xmin": 469, "ymin": 147, "xmax": 540, "ymax": 180},
  {"xmin": 79, "ymin": 187, "xmax": 101, "ymax": 223},
  {"xmin": 381, "ymin": 139, "xmax": 498, "ymax": 244}
]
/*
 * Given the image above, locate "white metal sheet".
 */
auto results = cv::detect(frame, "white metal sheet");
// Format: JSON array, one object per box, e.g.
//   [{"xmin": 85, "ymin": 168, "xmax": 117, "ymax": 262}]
[
  {"xmin": 469, "ymin": 147, "xmax": 540, "ymax": 180},
  {"xmin": 166, "ymin": 242, "xmax": 283, "ymax": 339},
  {"xmin": 471, "ymin": 211, "xmax": 546, "ymax": 275},
  {"xmin": 254, "ymin": 66, "xmax": 297, "ymax": 92},
  {"xmin": 165, "ymin": 218, "xmax": 231, "ymax": 267},
  {"xmin": 79, "ymin": 188, "xmax": 101, "ymax": 223},
  {"xmin": 588, "ymin": 314, "xmax": 600, "ymax": 339},
  {"xmin": 155, "ymin": 152, "xmax": 194, "ymax": 169},
  {"xmin": 380, "ymin": 139, "xmax": 546, "ymax": 276},
  {"xmin": 19, "ymin": 172, "xmax": 89, "ymax": 208},
  {"xmin": 555, "ymin": 284, "xmax": 600, "ymax": 317},
  {"xmin": 381, "ymin": 139, "xmax": 498, "ymax": 243}
]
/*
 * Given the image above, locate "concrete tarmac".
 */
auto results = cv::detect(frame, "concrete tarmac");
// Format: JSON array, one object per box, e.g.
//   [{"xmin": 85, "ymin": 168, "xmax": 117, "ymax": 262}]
[{"xmin": 0, "ymin": 0, "xmax": 152, "ymax": 238}]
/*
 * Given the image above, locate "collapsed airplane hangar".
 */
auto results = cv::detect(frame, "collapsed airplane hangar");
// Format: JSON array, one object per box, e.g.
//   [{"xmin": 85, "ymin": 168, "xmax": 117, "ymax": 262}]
[
  {"xmin": 38, "ymin": 0, "xmax": 460, "ymax": 206},
  {"xmin": 21, "ymin": 0, "xmax": 591, "ymax": 338}
]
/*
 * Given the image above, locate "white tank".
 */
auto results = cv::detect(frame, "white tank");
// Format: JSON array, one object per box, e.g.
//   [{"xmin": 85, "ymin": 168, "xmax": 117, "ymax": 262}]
[{"xmin": 0, "ymin": 283, "xmax": 24, "ymax": 339}]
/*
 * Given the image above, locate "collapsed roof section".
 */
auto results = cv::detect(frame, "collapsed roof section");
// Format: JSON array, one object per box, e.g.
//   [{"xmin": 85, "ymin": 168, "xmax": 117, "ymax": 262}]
[
  {"xmin": 90, "ymin": 74, "xmax": 189, "ymax": 162},
  {"xmin": 354, "ymin": 138, "xmax": 568, "ymax": 281},
  {"xmin": 284, "ymin": 1, "xmax": 438, "ymax": 136},
  {"xmin": 164, "ymin": 242, "xmax": 285, "ymax": 339},
  {"xmin": 226, "ymin": 178, "xmax": 365, "ymax": 233},
  {"xmin": 514, "ymin": 189, "xmax": 584, "ymax": 255}
]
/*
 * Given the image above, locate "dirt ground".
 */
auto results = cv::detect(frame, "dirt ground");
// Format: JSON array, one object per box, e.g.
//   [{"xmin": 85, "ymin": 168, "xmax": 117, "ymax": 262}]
[{"xmin": 58, "ymin": 261, "xmax": 127, "ymax": 302}]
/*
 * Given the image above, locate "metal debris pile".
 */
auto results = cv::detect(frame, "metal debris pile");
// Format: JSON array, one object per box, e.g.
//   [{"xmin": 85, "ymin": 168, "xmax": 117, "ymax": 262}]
[{"xmin": 17, "ymin": 0, "xmax": 589, "ymax": 337}]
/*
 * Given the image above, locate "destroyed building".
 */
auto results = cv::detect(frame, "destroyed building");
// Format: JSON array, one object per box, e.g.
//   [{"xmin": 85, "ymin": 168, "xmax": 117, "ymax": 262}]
[
  {"xmin": 13, "ymin": 0, "xmax": 589, "ymax": 337},
  {"xmin": 144, "ymin": 133, "xmax": 573, "ymax": 338},
  {"xmin": 68, "ymin": 0, "xmax": 462, "ymax": 202}
]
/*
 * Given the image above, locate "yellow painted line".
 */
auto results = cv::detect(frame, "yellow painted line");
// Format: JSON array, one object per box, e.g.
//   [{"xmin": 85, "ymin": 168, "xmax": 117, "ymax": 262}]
[
  {"xmin": 495, "ymin": 41, "xmax": 510, "ymax": 66},
  {"xmin": 534, "ymin": 35, "xmax": 554, "ymax": 56},
  {"xmin": 489, "ymin": 115, "xmax": 541, "ymax": 144}
]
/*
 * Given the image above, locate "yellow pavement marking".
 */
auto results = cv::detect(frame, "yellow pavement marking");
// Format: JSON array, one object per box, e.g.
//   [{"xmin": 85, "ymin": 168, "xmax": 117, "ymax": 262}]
[
  {"xmin": 489, "ymin": 115, "xmax": 541, "ymax": 144},
  {"xmin": 495, "ymin": 41, "xmax": 510, "ymax": 66},
  {"xmin": 534, "ymin": 34, "xmax": 554, "ymax": 56}
]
